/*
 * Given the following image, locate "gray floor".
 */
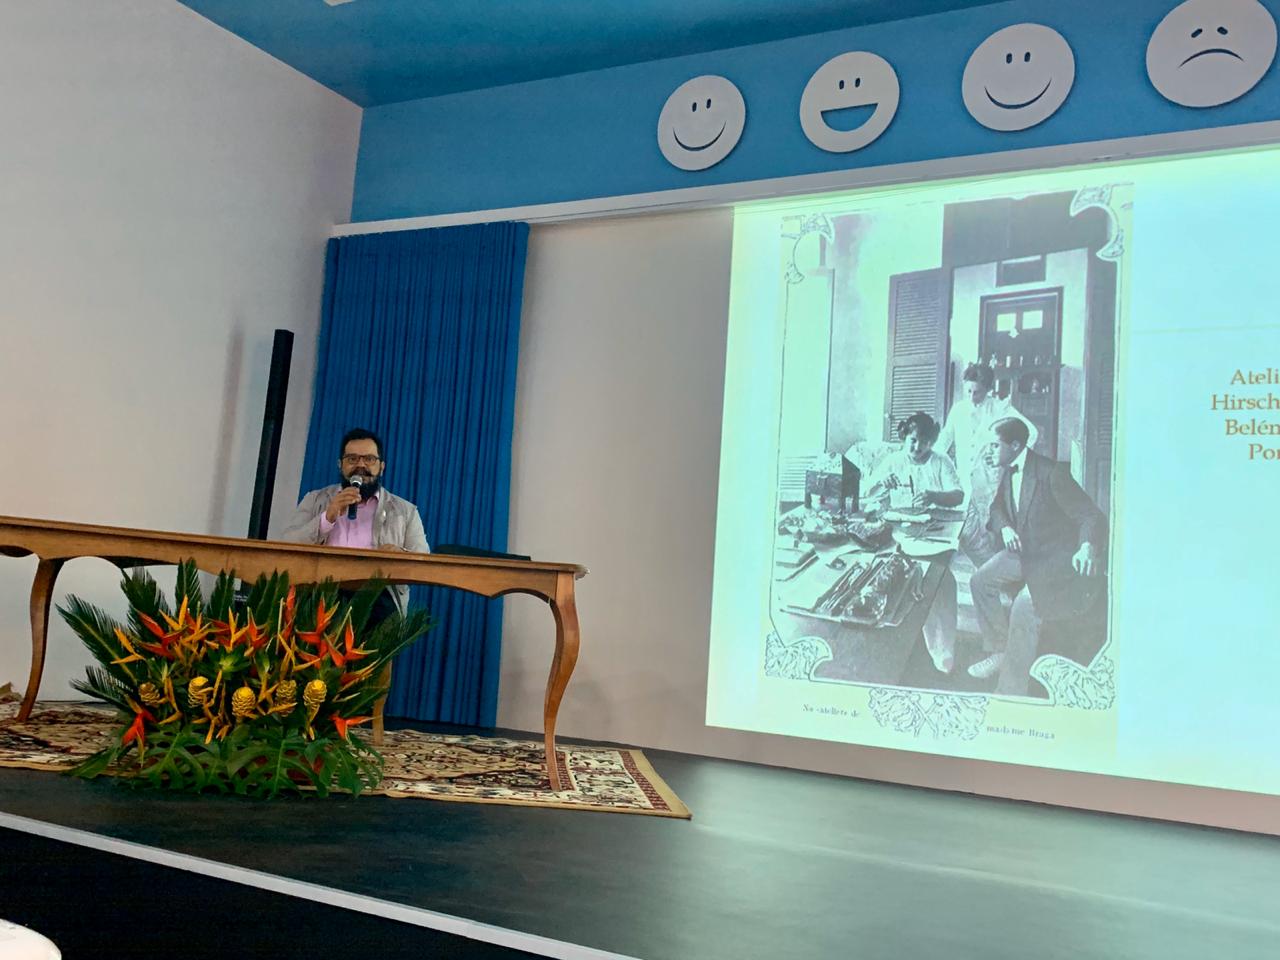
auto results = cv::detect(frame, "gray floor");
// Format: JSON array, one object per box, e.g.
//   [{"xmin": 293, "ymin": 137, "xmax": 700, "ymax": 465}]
[{"xmin": 1, "ymin": 735, "xmax": 1278, "ymax": 959}]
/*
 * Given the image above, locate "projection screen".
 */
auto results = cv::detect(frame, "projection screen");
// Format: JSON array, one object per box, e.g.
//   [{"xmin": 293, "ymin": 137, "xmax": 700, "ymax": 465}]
[{"xmin": 707, "ymin": 142, "xmax": 1280, "ymax": 798}]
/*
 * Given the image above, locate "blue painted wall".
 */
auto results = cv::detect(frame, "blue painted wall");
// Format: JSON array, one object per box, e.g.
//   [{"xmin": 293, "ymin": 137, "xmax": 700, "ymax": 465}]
[{"xmin": 352, "ymin": 0, "xmax": 1280, "ymax": 221}]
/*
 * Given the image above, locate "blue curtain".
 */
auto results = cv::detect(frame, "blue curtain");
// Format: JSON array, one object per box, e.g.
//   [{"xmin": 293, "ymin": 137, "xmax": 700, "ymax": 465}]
[{"xmin": 298, "ymin": 222, "xmax": 529, "ymax": 727}]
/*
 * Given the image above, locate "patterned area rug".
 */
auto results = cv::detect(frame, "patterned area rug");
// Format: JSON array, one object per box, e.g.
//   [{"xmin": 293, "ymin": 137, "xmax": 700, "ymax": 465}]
[{"xmin": 0, "ymin": 700, "xmax": 690, "ymax": 818}]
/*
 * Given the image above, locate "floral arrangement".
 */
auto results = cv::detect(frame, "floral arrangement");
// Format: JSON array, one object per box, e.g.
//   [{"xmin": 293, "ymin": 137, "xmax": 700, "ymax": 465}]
[{"xmin": 58, "ymin": 561, "xmax": 432, "ymax": 797}]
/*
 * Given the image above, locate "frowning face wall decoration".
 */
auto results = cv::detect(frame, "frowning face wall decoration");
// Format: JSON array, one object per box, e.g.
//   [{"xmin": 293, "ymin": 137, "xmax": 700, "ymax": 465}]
[
  {"xmin": 962, "ymin": 23, "xmax": 1076, "ymax": 131},
  {"xmin": 657, "ymin": 75, "xmax": 747, "ymax": 171},
  {"xmin": 1146, "ymin": 0, "xmax": 1277, "ymax": 107},
  {"xmin": 799, "ymin": 51, "xmax": 901, "ymax": 153}
]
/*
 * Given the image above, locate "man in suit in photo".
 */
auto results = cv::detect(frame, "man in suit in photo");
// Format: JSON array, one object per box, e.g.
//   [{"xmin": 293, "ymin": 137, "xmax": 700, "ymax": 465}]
[{"xmin": 967, "ymin": 418, "xmax": 1107, "ymax": 696}]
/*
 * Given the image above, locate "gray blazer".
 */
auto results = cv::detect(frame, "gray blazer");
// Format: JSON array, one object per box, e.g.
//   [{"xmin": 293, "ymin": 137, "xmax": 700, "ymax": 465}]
[{"xmin": 278, "ymin": 483, "xmax": 430, "ymax": 614}]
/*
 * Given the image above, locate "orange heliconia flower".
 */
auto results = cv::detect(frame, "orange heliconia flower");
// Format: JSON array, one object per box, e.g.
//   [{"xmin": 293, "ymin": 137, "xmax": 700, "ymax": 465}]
[{"xmin": 332, "ymin": 715, "xmax": 371, "ymax": 740}]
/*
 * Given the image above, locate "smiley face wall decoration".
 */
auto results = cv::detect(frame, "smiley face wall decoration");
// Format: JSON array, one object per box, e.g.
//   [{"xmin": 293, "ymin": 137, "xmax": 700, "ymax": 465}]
[
  {"xmin": 1146, "ymin": 0, "xmax": 1277, "ymax": 107},
  {"xmin": 799, "ymin": 51, "xmax": 901, "ymax": 153},
  {"xmin": 657, "ymin": 75, "xmax": 747, "ymax": 171},
  {"xmin": 962, "ymin": 23, "xmax": 1076, "ymax": 131}
]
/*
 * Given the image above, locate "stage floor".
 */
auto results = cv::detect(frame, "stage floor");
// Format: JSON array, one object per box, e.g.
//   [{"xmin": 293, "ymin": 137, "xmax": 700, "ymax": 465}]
[{"xmin": 2, "ymin": 723, "xmax": 1279, "ymax": 960}]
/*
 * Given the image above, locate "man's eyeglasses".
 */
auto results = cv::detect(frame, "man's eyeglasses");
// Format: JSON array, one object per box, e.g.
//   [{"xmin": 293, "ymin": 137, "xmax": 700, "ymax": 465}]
[{"xmin": 340, "ymin": 454, "xmax": 381, "ymax": 466}]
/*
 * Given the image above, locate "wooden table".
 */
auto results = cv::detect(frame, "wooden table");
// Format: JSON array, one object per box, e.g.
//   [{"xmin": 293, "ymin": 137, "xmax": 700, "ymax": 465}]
[{"xmin": 0, "ymin": 516, "xmax": 587, "ymax": 792}]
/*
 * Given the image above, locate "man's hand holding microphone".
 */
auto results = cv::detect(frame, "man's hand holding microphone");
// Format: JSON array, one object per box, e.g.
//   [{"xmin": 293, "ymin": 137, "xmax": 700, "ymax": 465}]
[{"xmin": 325, "ymin": 477, "xmax": 364, "ymax": 524}]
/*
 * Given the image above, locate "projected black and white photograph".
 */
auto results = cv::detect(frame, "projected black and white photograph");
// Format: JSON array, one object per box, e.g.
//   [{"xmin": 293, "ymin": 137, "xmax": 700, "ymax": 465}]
[{"xmin": 769, "ymin": 186, "xmax": 1129, "ymax": 701}]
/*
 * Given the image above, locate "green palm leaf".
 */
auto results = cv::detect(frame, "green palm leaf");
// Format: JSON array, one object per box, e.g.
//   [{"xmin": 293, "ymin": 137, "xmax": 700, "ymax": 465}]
[
  {"xmin": 172, "ymin": 560, "xmax": 203, "ymax": 613},
  {"xmin": 70, "ymin": 666, "xmax": 132, "ymax": 713}
]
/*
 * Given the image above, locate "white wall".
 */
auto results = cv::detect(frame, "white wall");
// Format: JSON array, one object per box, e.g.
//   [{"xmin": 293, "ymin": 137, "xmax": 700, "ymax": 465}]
[
  {"xmin": 0, "ymin": 1, "xmax": 361, "ymax": 698},
  {"xmin": 501, "ymin": 210, "xmax": 733, "ymax": 750},
  {"xmin": 501, "ymin": 209, "xmax": 1279, "ymax": 835}
]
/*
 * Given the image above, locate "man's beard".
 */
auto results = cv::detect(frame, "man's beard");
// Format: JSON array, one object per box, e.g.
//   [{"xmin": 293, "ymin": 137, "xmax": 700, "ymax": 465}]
[{"xmin": 339, "ymin": 472, "xmax": 381, "ymax": 501}]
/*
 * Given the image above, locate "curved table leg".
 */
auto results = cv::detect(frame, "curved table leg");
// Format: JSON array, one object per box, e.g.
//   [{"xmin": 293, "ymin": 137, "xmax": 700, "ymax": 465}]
[
  {"xmin": 18, "ymin": 558, "xmax": 65, "ymax": 722},
  {"xmin": 543, "ymin": 572, "xmax": 580, "ymax": 792}
]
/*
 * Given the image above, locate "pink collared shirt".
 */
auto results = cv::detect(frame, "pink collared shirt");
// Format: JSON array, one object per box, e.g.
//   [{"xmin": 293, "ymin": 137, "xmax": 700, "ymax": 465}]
[{"xmin": 318, "ymin": 493, "xmax": 379, "ymax": 548}]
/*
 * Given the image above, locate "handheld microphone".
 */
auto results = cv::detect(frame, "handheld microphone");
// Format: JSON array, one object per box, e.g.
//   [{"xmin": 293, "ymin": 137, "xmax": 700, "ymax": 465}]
[{"xmin": 346, "ymin": 476, "xmax": 363, "ymax": 521}]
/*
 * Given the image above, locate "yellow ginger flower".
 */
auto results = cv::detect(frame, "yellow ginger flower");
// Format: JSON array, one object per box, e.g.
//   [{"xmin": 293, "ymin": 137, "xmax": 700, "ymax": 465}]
[
  {"xmin": 302, "ymin": 678, "xmax": 329, "ymax": 740},
  {"xmin": 274, "ymin": 679, "xmax": 298, "ymax": 716},
  {"xmin": 137, "ymin": 683, "xmax": 164, "ymax": 709},
  {"xmin": 231, "ymin": 686, "xmax": 257, "ymax": 719},
  {"xmin": 187, "ymin": 677, "xmax": 212, "ymax": 708},
  {"xmin": 303, "ymin": 679, "xmax": 327, "ymax": 715}
]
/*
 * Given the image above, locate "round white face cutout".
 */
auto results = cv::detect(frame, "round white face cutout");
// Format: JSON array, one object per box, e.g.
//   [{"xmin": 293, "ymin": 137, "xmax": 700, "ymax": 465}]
[
  {"xmin": 657, "ymin": 75, "xmax": 746, "ymax": 171},
  {"xmin": 799, "ymin": 52, "xmax": 900, "ymax": 153},
  {"xmin": 1146, "ymin": 0, "xmax": 1277, "ymax": 107},
  {"xmin": 962, "ymin": 23, "xmax": 1076, "ymax": 131}
]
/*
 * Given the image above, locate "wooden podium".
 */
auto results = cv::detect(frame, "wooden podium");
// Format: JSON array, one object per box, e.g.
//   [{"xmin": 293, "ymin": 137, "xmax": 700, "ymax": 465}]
[{"xmin": 0, "ymin": 516, "xmax": 586, "ymax": 791}]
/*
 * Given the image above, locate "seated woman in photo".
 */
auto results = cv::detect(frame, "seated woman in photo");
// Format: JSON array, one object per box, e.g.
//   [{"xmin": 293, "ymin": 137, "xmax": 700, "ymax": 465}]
[
  {"xmin": 864, "ymin": 413, "xmax": 962, "ymax": 674},
  {"xmin": 864, "ymin": 412, "xmax": 963, "ymax": 511}
]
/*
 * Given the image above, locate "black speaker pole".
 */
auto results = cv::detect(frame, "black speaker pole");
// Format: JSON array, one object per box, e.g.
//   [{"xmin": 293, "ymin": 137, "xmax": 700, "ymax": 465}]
[{"xmin": 247, "ymin": 329, "xmax": 294, "ymax": 541}]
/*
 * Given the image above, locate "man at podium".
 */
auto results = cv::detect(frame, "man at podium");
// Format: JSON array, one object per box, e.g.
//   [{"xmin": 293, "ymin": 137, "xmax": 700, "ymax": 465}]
[{"xmin": 280, "ymin": 428, "xmax": 430, "ymax": 617}]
